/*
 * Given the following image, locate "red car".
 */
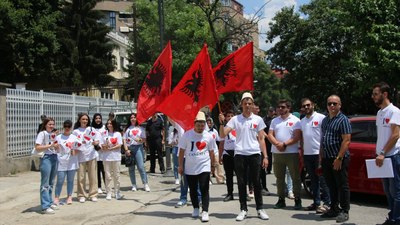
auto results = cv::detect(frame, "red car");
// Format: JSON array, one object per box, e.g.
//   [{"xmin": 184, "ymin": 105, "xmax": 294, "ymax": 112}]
[
  {"xmin": 302, "ymin": 116, "xmax": 385, "ymax": 196},
  {"xmin": 348, "ymin": 116, "xmax": 384, "ymax": 195}
]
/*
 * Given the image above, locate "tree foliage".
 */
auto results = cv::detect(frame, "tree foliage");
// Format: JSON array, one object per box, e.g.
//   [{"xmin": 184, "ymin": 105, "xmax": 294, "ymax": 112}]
[{"xmin": 266, "ymin": 0, "xmax": 400, "ymax": 114}]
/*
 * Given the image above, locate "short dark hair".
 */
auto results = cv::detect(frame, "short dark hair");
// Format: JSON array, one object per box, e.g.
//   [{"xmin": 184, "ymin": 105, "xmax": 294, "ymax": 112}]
[
  {"xmin": 373, "ymin": 82, "xmax": 391, "ymax": 96},
  {"xmin": 63, "ymin": 120, "xmax": 72, "ymax": 127},
  {"xmin": 301, "ymin": 98, "xmax": 313, "ymax": 105},
  {"xmin": 278, "ymin": 99, "xmax": 291, "ymax": 109}
]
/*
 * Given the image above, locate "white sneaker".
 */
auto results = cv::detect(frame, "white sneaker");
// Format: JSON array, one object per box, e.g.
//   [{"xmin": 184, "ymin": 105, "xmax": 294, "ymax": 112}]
[
  {"xmin": 257, "ymin": 209, "xmax": 269, "ymax": 220},
  {"xmin": 236, "ymin": 210, "xmax": 247, "ymax": 221},
  {"xmin": 201, "ymin": 211, "xmax": 209, "ymax": 222},
  {"xmin": 248, "ymin": 191, "xmax": 255, "ymax": 198},
  {"xmin": 192, "ymin": 208, "xmax": 200, "ymax": 218},
  {"xmin": 79, "ymin": 197, "xmax": 86, "ymax": 203},
  {"xmin": 98, "ymin": 188, "xmax": 103, "ymax": 194},
  {"xmin": 115, "ymin": 192, "xmax": 123, "ymax": 200},
  {"xmin": 41, "ymin": 208, "xmax": 55, "ymax": 214},
  {"xmin": 131, "ymin": 185, "xmax": 137, "ymax": 191},
  {"xmin": 144, "ymin": 184, "xmax": 151, "ymax": 192},
  {"xmin": 288, "ymin": 191, "xmax": 295, "ymax": 199},
  {"xmin": 106, "ymin": 193, "xmax": 112, "ymax": 200},
  {"xmin": 175, "ymin": 179, "xmax": 180, "ymax": 185},
  {"xmin": 90, "ymin": 197, "xmax": 98, "ymax": 202},
  {"xmin": 50, "ymin": 204, "xmax": 59, "ymax": 210}
]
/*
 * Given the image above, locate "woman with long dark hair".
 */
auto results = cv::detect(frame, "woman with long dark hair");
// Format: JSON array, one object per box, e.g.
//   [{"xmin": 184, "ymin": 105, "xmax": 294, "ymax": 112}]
[
  {"xmin": 91, "ymin": 113, "xmax": 106, "ymax": 194},
  {"xmin": 35, "ymin": 117, "xmax": 59, "ymax": 214},
  {"xmin": 73, "ymin": 113, "xmax": 100, "ymax": 203},
  {"xmin": 123, "ymin": 113, "xmax": 150, "ymax": 192},
  {"xmin": 102, "ymin": 119, "xmax": 123, "ymax": 200}
]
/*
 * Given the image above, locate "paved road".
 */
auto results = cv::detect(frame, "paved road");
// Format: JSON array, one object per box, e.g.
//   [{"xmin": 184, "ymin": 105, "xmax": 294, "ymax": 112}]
[{"xmin": 0, "ymin": 163, "xmax": 388, "ymax": 225}]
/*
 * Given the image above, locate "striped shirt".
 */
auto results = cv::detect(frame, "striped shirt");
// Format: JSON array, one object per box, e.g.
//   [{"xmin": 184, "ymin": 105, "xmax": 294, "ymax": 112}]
[{"xmin": 321, "ymin": 112, "xmax": 352, "ymax": 158}]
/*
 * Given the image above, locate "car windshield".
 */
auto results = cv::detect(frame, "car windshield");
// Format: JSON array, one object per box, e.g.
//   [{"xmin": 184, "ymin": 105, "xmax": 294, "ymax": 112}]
[{"xmin": 351, "ymin": 120, "xmax": 377, "ymax": 143}]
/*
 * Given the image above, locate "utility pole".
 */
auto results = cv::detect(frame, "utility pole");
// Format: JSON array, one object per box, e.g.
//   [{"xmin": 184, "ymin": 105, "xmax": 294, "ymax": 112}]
[{"xmin": 132, "ymin": 1, "xmax": 139, "ymax": 101}]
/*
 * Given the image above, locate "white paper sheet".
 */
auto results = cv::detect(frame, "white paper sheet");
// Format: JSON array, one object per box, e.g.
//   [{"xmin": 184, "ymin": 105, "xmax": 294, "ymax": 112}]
[{"xmin": 366, "ymin": 158, "xmax": 394, "ymax": 179}]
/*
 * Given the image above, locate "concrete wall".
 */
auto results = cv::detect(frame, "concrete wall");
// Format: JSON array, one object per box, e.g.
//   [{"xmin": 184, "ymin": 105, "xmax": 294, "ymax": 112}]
[{"xmin": 0, "ymin": 83, "xmax": 38, "ymax": 176}]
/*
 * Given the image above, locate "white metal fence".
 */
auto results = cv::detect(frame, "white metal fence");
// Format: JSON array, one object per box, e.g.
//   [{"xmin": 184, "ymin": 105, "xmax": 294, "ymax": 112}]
[{"xmin": 6, "ymin": 89, "xmax": 132, "ymax": 158}]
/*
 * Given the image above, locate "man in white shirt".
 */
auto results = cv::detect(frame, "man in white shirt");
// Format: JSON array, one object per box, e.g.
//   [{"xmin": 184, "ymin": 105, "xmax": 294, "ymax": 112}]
[
  {"xmin": 300, "ymin": 98, "xmax": 330, "ymax": 213},
  {"xmin": 219, "ymin": 92, "xmax": 269, "ymax": 221},
  {"xmin": 372, "ymin": 82, "xmax": 400, "ymax": 225},
  {"xmin": 268, "ymin": 99, "xmax": 302, "ymax": 210}
]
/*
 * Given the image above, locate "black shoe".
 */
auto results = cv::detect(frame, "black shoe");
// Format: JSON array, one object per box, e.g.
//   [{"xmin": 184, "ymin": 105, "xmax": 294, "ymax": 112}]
[
  {"xmin": 148, "ymin": 170, "xmax": 155, "ymax": 173},
  {"xmin": 294, "ymin": 198, "xmax": 302, "ymax": 210},
  {"xmin": 336, "ymin": 212, "xmax": 349, "ymax": 223},
  {"xmin": 274, "ymin": 197, "xmax": 286, "ymax": 209},
  {"xmin": 223, "ymin": 194, "xmax": 234, "ymax": 202},
  {"xmin": 321, "ymin": 209, "xmax": 339, "ymax": 218}
]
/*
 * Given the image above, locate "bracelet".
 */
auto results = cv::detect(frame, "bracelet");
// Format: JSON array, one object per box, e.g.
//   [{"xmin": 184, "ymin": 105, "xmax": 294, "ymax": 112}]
[{"xmin": 336, "ymin": 156, "xmax": 343, "ymax": 161}]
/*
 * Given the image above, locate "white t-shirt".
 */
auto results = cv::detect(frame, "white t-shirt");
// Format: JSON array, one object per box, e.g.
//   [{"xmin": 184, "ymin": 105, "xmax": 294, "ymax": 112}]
[
  {"xmin": 124, "ymin": 125, "xmax": 146, "ymax": 146},
  {"xmin": 208, "ymin": 128, "xmax": 220, "ymax": 155},
  {"xmin": 226, "ymin": 113, "xmax": 266, "ymax": 155},
  {"xmin": 73, "ymin": 127, "xmax": 100, "ymax": 162},
  {"xmin": 55, "ymin": 134, "xmax": 79, "ymax": 171},
  {"xmin": 178, "ymin": 129, "xmax": 216, "ymax": 175},
  {"xmin": 222, "ymin": 128, "xmax": 236, "ymax": 155},
  {"xmin": 93, "ymin": 126, "xmax": 107, "ymax": 161},
  {"xmin": 270, "ymin": 114, "xmax": 301, "ymax": 154},
  {"xmin": 102, "ymin": 132, "xmax": 123, "ymax": 161},
  {"xmin": 35, "ymin": 131, "xmax": 58, "ymax": 155},
  {"xmin": 376, "ymin": 103, "xmax": 400, "ymax": 156},
  {"xmin": 300, "ymin": 112, "xmax": 325, "ymax": 155}
]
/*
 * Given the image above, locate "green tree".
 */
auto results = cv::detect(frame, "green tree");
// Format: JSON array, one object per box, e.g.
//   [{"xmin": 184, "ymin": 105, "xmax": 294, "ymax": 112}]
[
  {"xmin": 0, "ymin": 0, "xmax": 60, "ymax": 84},
  {"xmin": 266, "ymin": 0, "xmax": 400, "ymax": 114}
]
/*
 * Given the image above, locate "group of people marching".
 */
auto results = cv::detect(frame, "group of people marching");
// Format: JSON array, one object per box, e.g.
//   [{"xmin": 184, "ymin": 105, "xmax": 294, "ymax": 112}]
[
  {"xmin": 35, "ymin": 112, "xmax": 151, "ymax": 214},
  {"xmin": 34, "ymin": 83, "xmax": 400, "ymax": 225}
]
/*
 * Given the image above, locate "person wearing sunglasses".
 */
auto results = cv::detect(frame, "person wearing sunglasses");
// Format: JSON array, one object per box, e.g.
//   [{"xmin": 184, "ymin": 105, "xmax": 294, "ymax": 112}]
[
  {"xmin": 320, "ymin": 95, "xmax": 351, "ymax": 223},
  {"xmin": 299, "ymin": 98, "xmax": 331, "ymax": 213},
  {"xmin": 267, "ymin": 99, "xmax": 302, "ymax": 210},
  {"xmin": 54, "ymin": 120, "xmax": 80, "ymax": 206}
]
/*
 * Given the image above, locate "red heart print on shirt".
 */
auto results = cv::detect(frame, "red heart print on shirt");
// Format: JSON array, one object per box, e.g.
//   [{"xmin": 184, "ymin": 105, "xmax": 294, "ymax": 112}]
[
  {"xmin": 212, "ymin": 134, "xmax": 216, "ymax": 139},
  {"xmin": 51, "ymin": 134, "xmax": 56, "ymax": 139},
  {"xmin": 91, "ymin": 131, "xmax": 96, "ymax": 136},
  {"xmin": 132, "ymin": 129, "xmax": 139, "ymax": 136},
  {"xmin": 313, "ymin": 121, "xmax": 318, "ymax": 126},
  {"xmin": 231, "ymin": 130, "xmax": 236, "ymax": 137},
  {"xmin": 253, "ymin": 124, "xmax": 258, "ymax": 129},
  {"xmin": 196, "ymin": 141, "xmax": 206, "ymax": 151},
  {"xmin": 288, "ymin": 122, "xmax": 293, "ymax": 127},
  {"xmin": 126, "ymin": 138, "xmax": 131, "ymax": 144},
  {"xmin": 84, "ymin": 135, "xmax": 91, "ymax": 141},
  {"xmin": 66, "ymin": 142, "xmax": 73, "ymax": 149},
  {"xmin": 385, "ymin": 118, "xmax": 390, "ymax": 124},
  {"xmin": 110, "ymin": 137, "xmax": 117, "ymax": 145}
]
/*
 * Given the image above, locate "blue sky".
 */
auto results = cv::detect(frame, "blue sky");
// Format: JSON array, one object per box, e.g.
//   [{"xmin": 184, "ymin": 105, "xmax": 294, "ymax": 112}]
[{"xmin": 237, "ymin": 0, "xmax": 311, "ymax": 50}]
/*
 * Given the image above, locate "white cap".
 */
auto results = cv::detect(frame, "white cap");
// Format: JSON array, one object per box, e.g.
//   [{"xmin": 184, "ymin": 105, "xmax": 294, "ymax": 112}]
[
  {"xmin": 241, "ymin": 92, "xmax": 254, "ymax": 102},
  {"xmin": 195, "ymin": 111, "xmax": 206, "ymax": 122}
]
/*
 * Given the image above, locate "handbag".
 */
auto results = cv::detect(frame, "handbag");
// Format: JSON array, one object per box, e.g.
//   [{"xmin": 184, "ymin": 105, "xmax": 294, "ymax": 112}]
[{"xmin": 31, "ymin": 147, "xmax": 44, "ymax": 158}]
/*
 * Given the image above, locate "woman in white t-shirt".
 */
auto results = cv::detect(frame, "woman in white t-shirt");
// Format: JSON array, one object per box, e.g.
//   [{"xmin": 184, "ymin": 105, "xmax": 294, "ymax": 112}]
[
  {"xmin": 35, "ymin": 117, "xmax": 59, "ymax": 214},
  {"xmin": 102, "ymin": 119, "xmax": 123, "ymax": 200},
  {"xmin": 91, "ymin": 113, "xmax": 107, "ymax": 194},
  {"xmin": 73, "ymin": 113, "xmax": 100, "ymax": 203},
  {"xmin": 123, "ymin": 113, "xmax": 150, "ymax": 192},
  {"xmin": 54, "ymin": 120, "xmax": 80, "ymax": 205}
]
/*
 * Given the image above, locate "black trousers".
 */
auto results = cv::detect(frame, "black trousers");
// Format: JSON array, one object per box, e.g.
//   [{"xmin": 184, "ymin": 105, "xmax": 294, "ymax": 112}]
[
  {"xmin": 148, "ymin": 138, "xmax": 164, "ymax": 172},
  {"xmin": 235, "ymin": 154, "xmax": 263, "ymax": 211},
  {"xmin": 223, "ymin": 151, "xmax": 235, "ymax": 195},
  {"xmin": 260, "ymin": 165, "xmax": 267, "ymax": 190},
  {"xmin": 97, "ymin": 161, "xmax": 105, "ymax": 188},
  {"xmin": 321, "ymin": 157, "xmax": 350, "ymax": 213},
  {"xmin": 187, "ymin": 172, "xmax": 210, "ymax": 212}
]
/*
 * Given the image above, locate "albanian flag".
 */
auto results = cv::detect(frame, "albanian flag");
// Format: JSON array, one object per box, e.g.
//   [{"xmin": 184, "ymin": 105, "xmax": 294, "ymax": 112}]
[
  {"xmin": 137, "ymin": 41, "xmax": 172, "ymax": 125},
  {"xmin": 213, "ymin": 42, "xmax": 254, "ymax": 94},
  {"xmin": 157, "ymin": 44, "xmax": 218, "ymax": 130}
]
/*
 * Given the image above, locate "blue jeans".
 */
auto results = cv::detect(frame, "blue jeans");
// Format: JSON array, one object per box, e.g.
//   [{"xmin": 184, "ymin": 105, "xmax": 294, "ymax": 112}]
[
  {"xmin": 55, "ymin": 170, "xmax": 77, "ymax": 197},
  {"xmin": 40, "ymin": 154, "xmax": 58, "ymax": 210},
  {"xmin": 383, "ymin": 154, "xmax": 400, "ymax": 222},
  {"xmin": 128, "ymin": 145, "xmax": 148, "ymax": 186},
  {"xmin": 172, "ymin": 146, "xmax": 179, "ymax": 179},
  {"xmin": 286, "ymin": 167, "xmax": 293, "ymax": 193},
  {"xmin": 304, "ymin": 155, "xmax": 331, "ymax": 205}
]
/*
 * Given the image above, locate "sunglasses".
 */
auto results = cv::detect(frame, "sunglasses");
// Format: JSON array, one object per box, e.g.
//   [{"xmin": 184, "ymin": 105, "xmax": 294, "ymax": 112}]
[
  {"xmin": 64, "ymin": 126, "xmax": 72, "ymax": 129},
  {"xmin": 302, "ymin": 103, "xmax": 311, "ymax": 108},
  {"xmin": 278, "ymin": 105, "xmax": 287, "ymax": 109},
  {"xmin": 327, "ymin": 102, "xmax": 338, "ymax": 106}
]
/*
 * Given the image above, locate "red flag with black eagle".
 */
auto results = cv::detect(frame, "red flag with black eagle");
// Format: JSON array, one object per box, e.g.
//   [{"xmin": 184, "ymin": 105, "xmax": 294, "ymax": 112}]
[
  {"xmin": 157, "ymin": 44, "xmax": 218, "ymax": 130},
  {"xmin": 137, "ymin": 41, "xmax": 172, "ymax": 125},
  {"xmin": 213, "ymin": 42, "xmax": 254, "ymax": 94}
]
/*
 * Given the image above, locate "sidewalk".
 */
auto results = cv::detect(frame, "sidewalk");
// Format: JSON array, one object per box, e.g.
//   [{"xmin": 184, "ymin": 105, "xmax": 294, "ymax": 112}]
[{"xmin": 0, "ymin": 162, "xmax": 387, "ymax": 225}]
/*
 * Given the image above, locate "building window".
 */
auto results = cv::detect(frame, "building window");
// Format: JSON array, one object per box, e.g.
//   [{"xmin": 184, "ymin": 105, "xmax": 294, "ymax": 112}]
[
  {"xmin": 120, "ymin": 56, "xmax": 125, "ymax": 70},
  {"xmin": 109, "ymin": 12, "xmax": 116, "ymax": 31},
  {"xmin": 101, "ymin": 92, "xmax": 114, "ymax": 100}
]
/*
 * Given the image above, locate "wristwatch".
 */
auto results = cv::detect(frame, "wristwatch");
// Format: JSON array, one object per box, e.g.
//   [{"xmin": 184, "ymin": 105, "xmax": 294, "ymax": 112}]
[
  {"xmin": 379, "ymin": 150, "xmax": 386, "ymax": 156},
  {"xmin": 336, "ymin": 156, "xmax": 343, "ymax": 161}
]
